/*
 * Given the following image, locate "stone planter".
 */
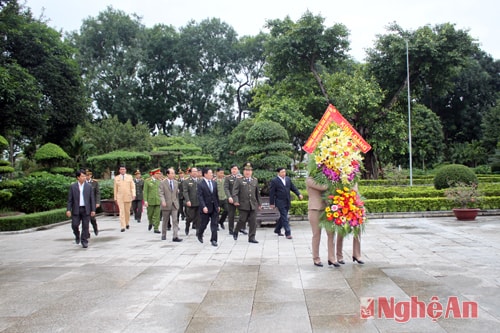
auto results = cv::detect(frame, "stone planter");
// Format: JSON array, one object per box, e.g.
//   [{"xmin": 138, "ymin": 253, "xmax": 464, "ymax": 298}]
[
  {"xmin": 452, "ymin": 208, "xmax": 480, "ymax": 221},
  {"xmin": 100, "ymin": 199, "xmax": 119, "ymax": 216}
]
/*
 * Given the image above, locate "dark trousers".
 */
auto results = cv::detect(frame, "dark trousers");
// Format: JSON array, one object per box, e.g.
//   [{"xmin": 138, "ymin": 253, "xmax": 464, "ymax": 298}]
[
  {"xmin": 227, "ymin": 203, "xmax": 237, "ymax": 233},
  {"xmin": 178, "ymin": 198, "xmax": 186, "ymax": 220},
  {"xmin": 198, "ymin": 207, "xmax": 218, "ymax": 242},
  {"xmin": 72, "ymin": 207, "xmax": 90, "ymax": 245},
  {"xmin": 185, "ymin": 206, "xmax": 200, "ymax": 230},
  {"xmin": 274, "ymin": 205, "xmax": 291, "ymax": 236},
  {"xmin": 219, "ymin": 199, "xmax": 228, "ymax": 226},
  {"xmin": 90, "ymin": 215, "xmax": 98, "ymax": 233},
  {"xmin": 132, "ymin": 199, "xmax": 143, "ymax": 221},
  {"xmin": 235, "ymin": 209, "xmax": 257, "ymax": 240}
]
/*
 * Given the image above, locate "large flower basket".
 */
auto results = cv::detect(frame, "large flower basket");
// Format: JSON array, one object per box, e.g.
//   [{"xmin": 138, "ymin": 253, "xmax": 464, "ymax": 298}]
[{"xmin": 303, "ymin": 104, "xmax": 372, "ymax": 238}]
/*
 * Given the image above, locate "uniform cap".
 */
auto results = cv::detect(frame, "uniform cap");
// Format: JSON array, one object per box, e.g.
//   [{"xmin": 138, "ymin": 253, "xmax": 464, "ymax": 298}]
[
  {"xmin": 242, "ymin": 162, "xmax": 253, "ymax": 170},
  {"xmin": 150, "ymin": 168, "xmax": 161, "ymax": 175}
]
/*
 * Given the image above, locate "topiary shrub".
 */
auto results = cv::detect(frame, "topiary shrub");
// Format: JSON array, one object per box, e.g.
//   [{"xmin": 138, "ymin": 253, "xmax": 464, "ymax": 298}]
[{"xmin": 433, "ymin": 164, "xmax": 478, "ymax": 190}]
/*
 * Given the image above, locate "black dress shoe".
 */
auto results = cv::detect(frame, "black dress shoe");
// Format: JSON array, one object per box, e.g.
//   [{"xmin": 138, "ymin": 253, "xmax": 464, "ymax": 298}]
[
  {"xmin": 328, "ymin": 260, "xmax": 340, "ymax": 267},
  {"xmin": 239, "ymin": 229, "xmax": 248, "ymax": 235},
  {"xmin": 94, "ymin": 228, "xmax": 99, "ymax": 236},
  {"xmin": 121, "ymin": 228, "xmax": 125, "ymax": 232},
  {"xmin": 185, "ymin": 227, "xmax": 189, "ymax": 236},
  {"xmin": 172, "ymin": 237, "xmax": 183, "ymax": 242},
  {"xmin": 154, "ymin": 230, "xmax": 161, "ymax": 234},
  {"xmin": 314, "ymin": 262, "xmax": 324, "ymax": 267},
  {"xmin": 126, "ymin": 225, "xmax": 130, "ymax": 229},
  {"xmin": 197, "ymin": 235, "xmax": 203, "ymax": 243},
  {"xmin": 338, "ymin": 260, "xmax": 345, "ymax": 265},
  {"xmin": 248, "ymin": 239, "xmax": 259, "ymax": 244},
  {"xmin": 233, "ymin": 233, "xmax": 238, "ymax": 240},
  {"xmin": 275, "ymin": 232, "xmax": 284, "ymax": 236},
  {"xmin": 148, "ymin": 224, "xmax": 153, "ymax": 231},
  {"xmin": 353, "ymin": 257, "xmax": 365, "ymax": 264},
  {"xmin": 229, "ymin": 231, "xmax": 234, "ymax": 235},
  {"xmin": 161, "ymin": 235, "xmax": 166, "ymax": 240},
  {"xmin": 82, "ymin": 243, "xmax": 88, "ymax": 248},
  {"xmin": 219, "ymin": 223, "xmax": 225, "ymax": 230},
  {"xmin": 75, "ymin": 237, "xmax": 80, "ymax": 245},
  {"xmin": 211, "ymin": 240, "xmax": 218, "ymax": 247}
]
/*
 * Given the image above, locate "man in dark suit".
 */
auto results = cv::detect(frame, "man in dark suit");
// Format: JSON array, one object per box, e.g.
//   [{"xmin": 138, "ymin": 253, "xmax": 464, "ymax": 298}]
[
  {"xmin": 269, "ymin": 167, "xmax": 303, "ymax": 239},
  {"xmin": 66, "ymin": 169, "xmax": 96, "ymax": 248},
  {"xmin": 232, "ymin": 162, "xmax": 261, "ymax": 243},
  {"xmin": 197, "ymin": 167, "xmax": 220, "ymax": 246},
  {"xmin": 85, "ymin": 169, "xmax": 100, "ymax": 236}
]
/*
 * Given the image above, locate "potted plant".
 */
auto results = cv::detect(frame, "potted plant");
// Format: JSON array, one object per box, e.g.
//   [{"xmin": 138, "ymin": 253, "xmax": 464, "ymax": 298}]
[
  {"xmin": 444, "ymin": 182, "xmax": 481, "ymax": 221},
  {"xmin": 98, "ymin": 179, "xmax": 119, "ymax": 216}
]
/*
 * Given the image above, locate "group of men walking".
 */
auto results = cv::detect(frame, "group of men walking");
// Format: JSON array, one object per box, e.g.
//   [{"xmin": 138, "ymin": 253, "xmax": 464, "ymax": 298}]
[{"xmin": 67, "ymin": 163, "xmax": 302, "ymax": 249}]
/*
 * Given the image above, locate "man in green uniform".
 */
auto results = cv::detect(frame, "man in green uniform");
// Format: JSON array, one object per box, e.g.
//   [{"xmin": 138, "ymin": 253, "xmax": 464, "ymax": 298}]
[
  {"xmin": 183, "ymin": 167, "xmax": 200, "ymax": 235},
  {"xmin": 143, "ymin": 168, "xmax": 162, "ymax": 234},
  {"xmin": 232, "ymin": 162, "xmax": 262, "ymax": 243}
]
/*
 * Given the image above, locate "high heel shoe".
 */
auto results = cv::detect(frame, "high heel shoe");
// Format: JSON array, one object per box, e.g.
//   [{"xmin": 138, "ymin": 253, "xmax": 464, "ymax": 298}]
[
  {"xmin": 338, "ymin": 260, "xmax": 345, "ymax": 265},
  {"xmin": 314, "ymin": 262, "xmax": 323, "ymax": 267},
  {"xmin": 328, "ymin": 260, "xmax": 340, "ymax": 267},
  {"xmin": 352, "ymin": 257, "xmax": 365, "ymax": 264}
]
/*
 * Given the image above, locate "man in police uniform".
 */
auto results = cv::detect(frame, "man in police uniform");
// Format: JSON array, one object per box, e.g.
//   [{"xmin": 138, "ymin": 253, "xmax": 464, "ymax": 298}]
[
  {"xmin": 224, "ymin": 164, "xmax": 242, "ymax": 235},
  {"xmin": 183, "ymin": 167, "xmax": 200, "ymax": 235},
  {"xmin": 85, "ymin": 169, "xmax": 100, "ymax": 236},
  {"xmin": 143, "ymin": 168, "xmax": 162, "ymax": 234},
  {"xmin": 132, "ymin": 170, "xmax": 144, "ymax": 223},
  {"xmin": 232, "ymin": 162, "xmax": 261, "ymax": 243}
]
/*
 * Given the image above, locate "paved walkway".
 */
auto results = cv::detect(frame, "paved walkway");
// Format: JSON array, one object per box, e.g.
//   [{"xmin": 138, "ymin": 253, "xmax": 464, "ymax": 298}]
[{"xmin": 0, "ymin": 213, "xmax": 499, "ymax": 332}]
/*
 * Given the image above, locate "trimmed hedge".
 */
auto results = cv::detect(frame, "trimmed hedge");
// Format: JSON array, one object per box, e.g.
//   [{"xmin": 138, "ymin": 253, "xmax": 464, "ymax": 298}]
[
  {"xmin": 359, "ymin": 183, "xmax": 500, "ymax": 200},
  {"xmin": 288, "ymin": 196, "xmax": 500, "ymax": 215},
  {"xmin": 0, "ymin": 208, "xmax": 67, "ymax": 231}
]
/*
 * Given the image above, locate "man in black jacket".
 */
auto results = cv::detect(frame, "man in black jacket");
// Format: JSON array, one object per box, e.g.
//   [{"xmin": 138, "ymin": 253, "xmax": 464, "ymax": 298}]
[{"xmin": 66, "ymin": 169, "xmax": 96, "ymax": 248}]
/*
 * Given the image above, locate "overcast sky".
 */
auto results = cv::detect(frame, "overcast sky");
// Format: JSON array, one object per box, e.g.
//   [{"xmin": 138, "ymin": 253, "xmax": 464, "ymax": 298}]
[{"xmin": 25, "ymin": 0, "xmax": 499, "ymax": 61}]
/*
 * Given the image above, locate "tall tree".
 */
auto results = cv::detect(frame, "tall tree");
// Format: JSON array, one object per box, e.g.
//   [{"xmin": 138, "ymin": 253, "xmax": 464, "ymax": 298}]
[
  {"xmin": 1, "ymin": 0, "xmax": 88, "ymax": 155},
  {"xmin": 264, "ymin": 11, "xmax": 349, "ymax": 101},
  {"xmin": 252, "ymin": 12, "xmax": 351, "ymax": 157},
  {"xmin": 176, "ymin": 18, "xmax": 239, "ymax": 134},
  {"xmin": 138, "ymin": 24, "xmax": 182, "ymax": 134},
  {"xmin": 71, "ymin": 6, "xmax": 144, "ymax": 123},
  {"xmin": 231, "ymin": 33, "xmax": 268, "ymax": 122}
]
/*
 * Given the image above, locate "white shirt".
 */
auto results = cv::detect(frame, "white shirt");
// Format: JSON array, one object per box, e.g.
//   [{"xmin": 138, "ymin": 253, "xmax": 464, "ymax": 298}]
[{"xmin": 78, "ymin": 182, "xmax": 85, "ymax": 206}]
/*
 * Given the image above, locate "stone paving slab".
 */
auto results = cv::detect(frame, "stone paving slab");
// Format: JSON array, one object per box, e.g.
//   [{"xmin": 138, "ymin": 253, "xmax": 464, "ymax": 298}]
[{"xmin": 0, "ymin": 214, "xmax": 499, "ymax": 332}]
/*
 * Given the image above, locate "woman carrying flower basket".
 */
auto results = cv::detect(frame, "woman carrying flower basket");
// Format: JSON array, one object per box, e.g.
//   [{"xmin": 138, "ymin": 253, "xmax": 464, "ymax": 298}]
[
  {"xmin": 306, "ymin": 177, "xmax": 339, "ymax": 267},
  {"xmin": 307, "ymin": 120, "xmax": 368, "ymax": 266}
]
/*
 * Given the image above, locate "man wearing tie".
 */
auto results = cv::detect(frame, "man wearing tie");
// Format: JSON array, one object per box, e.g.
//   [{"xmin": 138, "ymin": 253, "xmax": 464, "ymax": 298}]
[
  {"xmin": 196, "ymin": 167, "xmax": 220, "ymax": 246},
  {"xmin": 232, "ymin": 162, "xmax": 261, "ymax": 243},
  {"xmin": 269, "ymin": 167, "xmax": 303, "ymax": 239},
  {"xmin": 159, "ymin": 167, "xmax": 183, "ymax": 242},
  {"xmin": 114, "ymin": 165, "xmax": 136, "ymax": 232},
  {"xmin": 66, "ymin": 169, "xmax": 96, "ymax": 248},
  {"xmin": 183, "ymin": 167, "xmax": 200, "ymax": 235},
  {"xmin": 85, "ymin": 169, "xmax": 100, "ymax": 236},
  {"xmin": 224, "ymin": 164, "xmax": 241, "ymax": 235}
]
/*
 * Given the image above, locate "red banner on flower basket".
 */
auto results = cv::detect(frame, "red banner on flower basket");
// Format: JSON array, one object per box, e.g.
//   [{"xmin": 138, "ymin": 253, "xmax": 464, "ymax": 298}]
[{"xmin": 303, "ymin": 104, "xmax": 371, "ymax": 154}]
